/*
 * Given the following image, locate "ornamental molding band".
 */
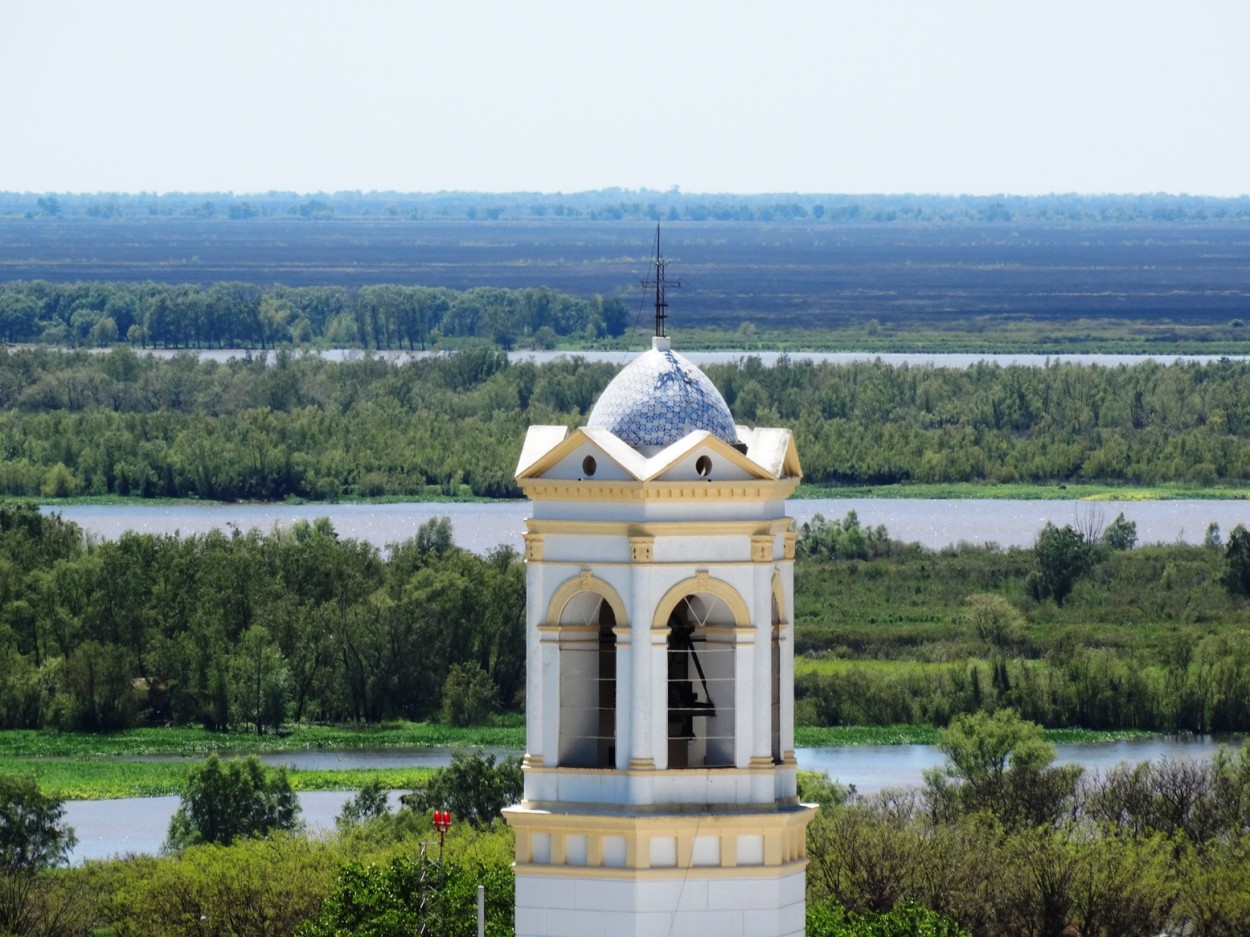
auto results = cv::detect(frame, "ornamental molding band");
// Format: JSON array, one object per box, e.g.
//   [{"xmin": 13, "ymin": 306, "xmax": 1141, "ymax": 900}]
[
  {"xmin": 545, "ymin": 571, "xmax": 629, "ymax": 629},
  {"xmin": 522, "ymin": 532, "xmax": 543, "ymax": 561},
  {"xmin": 518, "ymin": 477, "xmax": 801, "ymax": 503},
  {"xmin": 629, "ymin": 536, "xmax": 654, "ymax": 562},
  {"xmin": 650, "ymin": 574, "xmax": 751, "ymax": 631}
]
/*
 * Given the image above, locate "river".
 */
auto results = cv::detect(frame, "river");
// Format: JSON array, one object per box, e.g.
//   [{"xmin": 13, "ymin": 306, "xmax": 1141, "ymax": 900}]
[
  {"xmin": 64, "ymin": 735, "xmax": 1244, "ymax": 863},
  {"xmin": 46, "ymin": 497, "xmax": 1250, "ymax": 554}
]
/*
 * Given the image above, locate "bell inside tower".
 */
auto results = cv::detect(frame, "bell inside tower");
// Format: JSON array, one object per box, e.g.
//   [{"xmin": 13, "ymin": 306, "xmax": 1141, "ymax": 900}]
[{"xmin": 666, "ymin": 596, "xmax": 735, "ymax": 769}]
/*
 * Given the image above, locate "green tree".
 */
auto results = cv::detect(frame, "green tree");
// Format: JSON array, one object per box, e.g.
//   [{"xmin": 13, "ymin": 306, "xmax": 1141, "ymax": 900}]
[
  {"xmin": 925, "ymin": 710, "xmax": 1080, "ymax": 828},
  {"xmin": 165, "ymin": 754, "xmax": 301, "ymax": 849},
  {"xmin": 297, "ymin": 852, "xmax": 514, "ymax": 937},
  {"xmin": 0, "ymin": 771, "xmax": 78, "ymax": 936},
  {"xmin": 402, "ymin": 751, "xmax": 521, "ymax": 830},
  {"xmin": 1222, "ymin": 524, "xmax": 1250, "ymax": 596},
  {"xmin": 230, "ymin": 625, "xmax": 290, "ymax": 735},
  {"xmin": 963, "ymin": 593, "xmax": 1025, "ymax": 654},
  {"xmin": 1028, "ymin": 523, "xmax": 1092, "ymax": 605},
  {"xmin": 1101, "ymin": 512, "xmax": 1138, "ymax": 550},
  {"xmin": 0, "ymin": 772, "xmax": 76, "ymax": 873},
  {"xmin": 336, "ymin": 778, "xmax": 391, "ymax": 831},
  {"xmin": 440, "ymin": 661, "xmax": 498, "ymax": 727}
]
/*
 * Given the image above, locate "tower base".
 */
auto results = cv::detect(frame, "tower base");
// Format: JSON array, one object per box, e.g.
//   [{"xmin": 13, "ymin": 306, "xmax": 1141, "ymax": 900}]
[{"xmin": 504, "ymin": 803, "xmax": 817, "ymax": 937}]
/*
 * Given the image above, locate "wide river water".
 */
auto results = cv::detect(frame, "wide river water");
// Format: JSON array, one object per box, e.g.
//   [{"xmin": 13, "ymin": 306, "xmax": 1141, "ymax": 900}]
[
  {"xmin": 65, "ymin": 735, "xmax": 1244, "ymax": 863},
  {"xmin": 46, "ymin": 497, "xmax": 1250, "ymax": 554}
]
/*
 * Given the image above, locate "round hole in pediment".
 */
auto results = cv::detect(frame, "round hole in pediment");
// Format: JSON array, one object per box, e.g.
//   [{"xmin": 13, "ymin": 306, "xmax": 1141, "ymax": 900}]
[
  {"xmin": 582, "ymin": 455, "xmax": 597, "ymax": 477},
  {"xmin": 695, "ymin": 455, "xmax": 712, "ymax": 477}
]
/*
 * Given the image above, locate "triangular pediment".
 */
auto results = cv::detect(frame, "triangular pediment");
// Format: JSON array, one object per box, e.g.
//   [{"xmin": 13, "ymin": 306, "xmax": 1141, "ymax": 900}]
[
  {"xmin": 737, "ymin": 426, "xmax": 803, "ymax": 480},
  {"xmin": 640, "ymin": 431, "xmax": 777, "ymax": 482},
  {"xmin": 516, "ymin": 427, "xmax": 650, "ymax": 482},
  {"xmin": 517, "ymin": 424, "xmax": 801, "ymax": 484}
]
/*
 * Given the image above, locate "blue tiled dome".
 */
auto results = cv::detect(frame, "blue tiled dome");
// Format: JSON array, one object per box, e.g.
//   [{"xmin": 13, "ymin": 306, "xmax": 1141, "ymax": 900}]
[{"xmin": 587, "ymin": 338, "xmax": 739, "ymax": 449}]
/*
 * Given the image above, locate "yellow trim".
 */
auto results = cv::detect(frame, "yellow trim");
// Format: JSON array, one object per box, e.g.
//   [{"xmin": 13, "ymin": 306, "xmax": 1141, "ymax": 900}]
[
  {"xmin": 545, "ymin": 572, "xmax": 628, "ymax": 629},
  {"xmin": 783, "ymin": 529, "xmax": 797, "ymax": 560},
  {"xmin": 512, "ymin": 860, "xmax": 810, "ymax": 881},
  {"xmin": 503, "ymin": 804, "xmax": 818, "ymax": 872},
  {"xmin": 519, "ymin": 478, "xmax": 800, "ymax": 503},
  {"xmin": 651, "ymin": 574, "xmax": 750, "ymax": 630},
  {"xmin": 523, "ymin": 532, "xmax": 544, "ymax": 561},
  {"xmin": 628, "ymin": 536, "xmax": 653, "ymax": 562},
  {"xmin": 750, "ymin": 534, "xmax": 774, "ymax": 563}
]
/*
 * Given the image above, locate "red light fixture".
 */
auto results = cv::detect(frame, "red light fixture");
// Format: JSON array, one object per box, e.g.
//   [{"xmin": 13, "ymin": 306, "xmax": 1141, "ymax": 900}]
[{"xmin": 432, "ymin": 809, "xmax": 452, "ymax": 833}]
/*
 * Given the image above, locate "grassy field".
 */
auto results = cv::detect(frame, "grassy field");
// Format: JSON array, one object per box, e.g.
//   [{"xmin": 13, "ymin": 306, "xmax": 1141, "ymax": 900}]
[{"xmin": 0, "ymin": 723, "xmax": 522, "ymax": 799}]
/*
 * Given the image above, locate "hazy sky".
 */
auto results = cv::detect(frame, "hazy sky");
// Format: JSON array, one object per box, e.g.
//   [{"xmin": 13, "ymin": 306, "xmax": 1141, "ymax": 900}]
[{"xmin": 3, "ymin": 1, "xmax": 1248, "ymax": 196}]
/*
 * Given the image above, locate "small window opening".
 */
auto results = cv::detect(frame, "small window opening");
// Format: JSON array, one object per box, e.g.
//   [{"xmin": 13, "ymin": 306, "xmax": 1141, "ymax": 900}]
[
  {"xmin": 582, "ymin": 455, "xmax": 597, "ymax": 477},
  {"xmin": 695, "ymin": 455, "xmax": 712, "ymax": 477}
]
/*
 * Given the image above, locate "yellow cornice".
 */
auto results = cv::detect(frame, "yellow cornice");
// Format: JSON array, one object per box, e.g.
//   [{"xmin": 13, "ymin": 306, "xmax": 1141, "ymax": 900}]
[
  {"xmin": 512, "ymin": 860, "xmax": 811, "ymax": 881},
  {"xmin": 518, "ymin": 477, "xmax": 800, "ymax": 503}
]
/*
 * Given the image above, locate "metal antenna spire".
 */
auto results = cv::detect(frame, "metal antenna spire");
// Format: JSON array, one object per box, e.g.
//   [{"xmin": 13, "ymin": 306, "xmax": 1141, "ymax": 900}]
[{"xmin": 648, "ymin": 224, "xmax": 680, "ymax": 338}]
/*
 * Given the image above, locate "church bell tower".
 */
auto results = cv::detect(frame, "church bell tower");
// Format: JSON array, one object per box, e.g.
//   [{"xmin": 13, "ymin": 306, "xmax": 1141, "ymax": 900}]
[{"xmin": 505, "ymin": 247, "xmax": 816, "ymax": 937}]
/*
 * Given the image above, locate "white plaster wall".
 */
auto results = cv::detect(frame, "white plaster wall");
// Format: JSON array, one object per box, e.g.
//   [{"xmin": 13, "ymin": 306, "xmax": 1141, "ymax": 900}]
[
  {"xmin": 651, "ymin": 536, "xmax": 750, "ymax": 563},
  {"xmin": 531, "ymin": 498, "xmax": 789, "ymax": 524},
  {"xmin": 514, "ymin": 870, "xmax": 807, "ymax": 937}
]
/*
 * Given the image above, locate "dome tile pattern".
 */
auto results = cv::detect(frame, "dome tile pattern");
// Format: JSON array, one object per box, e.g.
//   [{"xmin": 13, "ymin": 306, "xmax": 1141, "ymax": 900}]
[{"xmin": 587, "ymin": 338, "xmax": 739, "ymax": 449}]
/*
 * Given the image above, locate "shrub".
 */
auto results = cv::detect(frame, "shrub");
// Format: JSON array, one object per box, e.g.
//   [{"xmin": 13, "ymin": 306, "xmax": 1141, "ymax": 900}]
[{"xmin": 166, "ymin": 755, "xmax": 301, "ymax": 849}]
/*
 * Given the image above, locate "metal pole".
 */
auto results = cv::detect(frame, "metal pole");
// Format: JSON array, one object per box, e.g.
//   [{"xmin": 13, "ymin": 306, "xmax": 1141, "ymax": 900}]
[{"xmin": 477, "ymin": 884, "xmax": 485, "ymax": 937}]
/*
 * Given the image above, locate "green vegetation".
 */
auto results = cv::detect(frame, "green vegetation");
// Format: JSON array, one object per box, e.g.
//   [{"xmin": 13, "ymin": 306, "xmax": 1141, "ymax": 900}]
[
  {"xmin": 0, "ymin": 280, "xmax": 629, "ymax": 351},
  {"xmin": 6, "ymin": 346, "xmax": 1250, "ymax": 501},
  {"xmin": 165, "ymin": 754, "xmax": 300, "ymax": 849},
  {"xmin": 794, "ymin": 514, "xmax": 1250, "ymax": 733},
  {"xmin": 6, "ymin": 730, "xmax": 1250, "ymax": 935},
  {"xmin": 400, "ymin": 751, "xmax": 521, "ymax": 831},
  {"xmin": 0, "ymin": 504, "xmax": 525, "ymax": 732}
]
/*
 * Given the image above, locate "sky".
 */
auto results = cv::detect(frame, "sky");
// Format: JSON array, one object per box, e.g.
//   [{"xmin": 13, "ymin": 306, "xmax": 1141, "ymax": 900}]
[{"xmin": 2, "ymin": 0, "xmax": 1248, "ymax": 197}]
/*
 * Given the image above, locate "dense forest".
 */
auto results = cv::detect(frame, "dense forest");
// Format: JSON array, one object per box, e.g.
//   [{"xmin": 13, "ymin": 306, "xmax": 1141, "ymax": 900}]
[
  {"xmin": 0, "ymin": 504, "xmax": 523, "ymax": 732},
  {"xmin": 3, "ymin": 500, "xmax": 1250, "ymax": 735},
  {"xmin": 6, "ymin": 189, "xmax": 1250, "ymax": 224},
  {"xmin": 3, "ymin": 346, "xmax": 1250, "ymax": 501}
]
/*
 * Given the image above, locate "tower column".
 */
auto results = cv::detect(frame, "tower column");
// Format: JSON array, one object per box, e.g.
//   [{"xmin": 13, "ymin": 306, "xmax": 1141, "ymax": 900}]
[
  {"xmin": 538, "ymin": 624, "xmax": 560, "ymax": 768},
  {"xmin": 613, "ymin": 626, "xmax": 633, "ymax": 770},
  {"xmin": 629, "ymin": 571, "xmax": 656, "ymax": 771},
  {"xmin": 751, "ymin": 556, "xmax": 776, "ymax": 766}
]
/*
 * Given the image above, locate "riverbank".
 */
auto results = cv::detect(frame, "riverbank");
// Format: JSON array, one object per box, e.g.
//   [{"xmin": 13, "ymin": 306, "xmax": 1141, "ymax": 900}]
[
  {"xmin": 0, "ymin": 723, "xmax": 1155, "ymax": 800},
  {"xmin": 31, "ymin": 480, "xmax": 1250, "ymax": 510}
]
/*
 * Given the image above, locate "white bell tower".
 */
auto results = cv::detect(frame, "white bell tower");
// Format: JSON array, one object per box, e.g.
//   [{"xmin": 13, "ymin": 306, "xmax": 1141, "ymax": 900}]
[{"xmin": 505, "ymin": 315, "xmax": 816, "ymax": 935}]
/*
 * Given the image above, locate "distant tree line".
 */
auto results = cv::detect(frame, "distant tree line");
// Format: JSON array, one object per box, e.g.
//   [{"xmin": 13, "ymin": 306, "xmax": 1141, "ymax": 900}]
[
  {"xmin": 4, "ymin": 347, "xmax": 1250, "ymax": 501},
  {"xmin": 0, "ymin": 280, "xmax": 628, "ymax": 349},
  {"xmin": 6, "ymin": 189, "xmax": 1250, "ymax": 224}
]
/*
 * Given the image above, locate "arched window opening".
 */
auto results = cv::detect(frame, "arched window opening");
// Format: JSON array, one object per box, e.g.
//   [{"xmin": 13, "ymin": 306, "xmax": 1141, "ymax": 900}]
[
  {"xmin": 558, "ymin": 596, "xmax": 616, "ymax": 768},
  {"xmin": 666, "ymin": 595, "xmax": 735, "ymax": 768}
]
